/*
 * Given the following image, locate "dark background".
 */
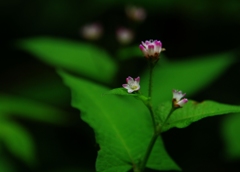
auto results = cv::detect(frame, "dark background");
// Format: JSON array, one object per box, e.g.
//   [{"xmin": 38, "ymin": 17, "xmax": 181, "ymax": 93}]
[{"xmin": 1, "ymin": 0, "xmax": 240, "ymax": 171}]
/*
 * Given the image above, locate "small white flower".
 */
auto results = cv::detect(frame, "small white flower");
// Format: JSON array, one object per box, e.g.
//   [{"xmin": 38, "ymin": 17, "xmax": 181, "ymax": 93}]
[
  {"xmin": 122, "ymin": 76, "xmax": 140, "ymax": 93},
  {"xmin": 172, "ymin": 90, "xmax": 188, "ymax": 107}
]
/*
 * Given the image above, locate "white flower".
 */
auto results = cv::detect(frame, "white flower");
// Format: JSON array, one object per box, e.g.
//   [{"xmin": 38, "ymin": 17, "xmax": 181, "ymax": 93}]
[
  {"xmin": 172, "ymin": 90, "xmax": 188, "ymax": 107},
  {"xmin": 139, "ymin": 40, "xmax": 164, "ymax": 59},
  {"xmin": 122, "ymin": 76, "xmax": 140, "ymax": 93}
]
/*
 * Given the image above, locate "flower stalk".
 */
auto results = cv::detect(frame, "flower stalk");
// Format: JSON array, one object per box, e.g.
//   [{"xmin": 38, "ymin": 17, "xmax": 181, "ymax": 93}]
[
  {"xmin": 139, "ymin": 106, "xmax": 177, "ymax": 172},
  {"xmin": 122, "ymin": 39, "xmax": 188, "ymax": 172}
]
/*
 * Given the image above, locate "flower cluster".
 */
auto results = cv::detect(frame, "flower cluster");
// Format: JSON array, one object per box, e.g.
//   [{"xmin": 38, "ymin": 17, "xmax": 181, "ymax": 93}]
[
  {"xmin": 123, "ymin": 40, "xmax": 188, "ymax": 109},
  {"xmin": 139, "ymin": 40, "xmax": 164, "ymax": 60},
  {"xmin": 122, "ymin": 76, "xmax": 140, "ymax": 93},
  {"xmin": 172, "ymin": 90, "xmax": 188, "ymax": 108}
]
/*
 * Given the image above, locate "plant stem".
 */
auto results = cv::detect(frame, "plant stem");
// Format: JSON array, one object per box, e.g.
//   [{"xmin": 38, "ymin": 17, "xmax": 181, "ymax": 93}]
[
  {"xmin": 147, "ymin": 103, "xmax": 157, "ymax": 133},
  {"xmin": 139, "ymin": 107, "xmax": 176, "ymax": 172},
  {"xmin": 147, "ymin": 61, "xmax": 157, "ymax": 133},
  {"xmin": 148, "ymin": 62, "xmax": 154, "ymax": 98},
  {"xmin": 139, "ymin": 128, "xmax": 159, "ymax": 172}
]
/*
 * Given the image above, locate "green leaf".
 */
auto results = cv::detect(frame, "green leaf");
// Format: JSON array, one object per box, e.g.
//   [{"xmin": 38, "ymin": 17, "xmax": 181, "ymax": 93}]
[
  {"xmin": 0, "ymin": 120, "xmax": 35, "ymax": 165},
  {"xmin": 141, "ymin": 53, "xmax": 235, "ymax": 106},
  {"xmin": 17, "ymin": 37, "xmax": 117, "ymax": 83},
  {"xmin": 106, "ymin": 88, "xmax": 139, "ymax": 96},
  {"xmin": 0, "ymin": 94, "xmax": 68, "ymax": 125},
  {"xmin": 96, "ymin": 149, "xmax": 132, "ymax": 172},
  {"xmin": 221, "ymin": 113, "xmax": 240, "ymax": 159},
  {"xmin": 106, "ymin": 88, "xmax": 150, "ymax": 103},
  {"xmin": 59, "ymin": 71, "xmax": 181, "ymax": 172},
  {"xmin": 156, "ymin": 100, "xmax": 240, "ymax": 132}
]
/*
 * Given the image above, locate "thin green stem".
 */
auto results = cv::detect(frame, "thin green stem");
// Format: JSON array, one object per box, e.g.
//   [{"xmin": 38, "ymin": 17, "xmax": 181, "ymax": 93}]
[
  {"xmin": 148, "ymin": 62, "xmax": 154, "ymax": 98},
  {"xmin": 147, "ymin": 103, "xmax": 157, "ymax": 133},
  {"xmin": 139, "ymin": 107, "xmax": 176, "ymax": 172},
  {"xmin": 139, "ymin": 129, "xmax": 159, "ymax": 172},
  {"xmin": 147, "ymin": 61, "xmax": 157, "ymax": 133}
]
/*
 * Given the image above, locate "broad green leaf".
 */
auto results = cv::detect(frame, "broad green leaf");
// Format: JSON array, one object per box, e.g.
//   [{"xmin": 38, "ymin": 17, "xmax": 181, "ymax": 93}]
[
  {"xmin": 106, "ymin": 88, "xmax": 139, "ymax": 96},
  {"xmin": 59, "ymin": 71, "xmax": 181, "ymax": 172},
  {"xmin": 96, "ymin": 149, "xmax": 132, "ymax": 172},
  {"xmin": 141, "ymin": 53, "xmax": 235, "ymax": 106},
  {"xmin": 0, "ymin": 120, "xmax": 35, "ymax": 165},
  {"xmin": 221, "ymin": 113, "xmax": 240, "ymax": 159},
  {"xmin": 17, "ymin": 37, "xmax": 117, "ymax": 83},
  {"xmin": 106, "ymin": 88, "xmax": 150, "ymax": 106},
  {"xmin": 156, "ymin": 100, "xmax": 240, "ymax": 132},
  {"xmin": 0, "ymin": 94, "xmax": 68, "ymax": 125}
]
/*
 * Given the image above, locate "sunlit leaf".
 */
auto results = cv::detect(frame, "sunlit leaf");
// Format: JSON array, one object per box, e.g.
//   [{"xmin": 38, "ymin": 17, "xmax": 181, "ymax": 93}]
[
  {"xmin": 156, "ymin": 100, "xmax": 240, "ymax": 132},
  {"xmin": 59, "ymin": 71, "xmax": 181, "ymax": 172},
  {"xmin": 0, "ymin": 120, "xmax": 35, "ymax": 165},
  {"xmin": 221, "ymin": 113, "xmax": 240, "ymax": 159},
  {"xmin": 0, "ymin": 94, "xmax": 68, "ymax": 125},
  {"xmin": 17, "ymin": 37, "xmax": 117, "ymax": 84},
  {"xmin": 141, "ymin": 53, "xmax": 235, "ymax": 106}
]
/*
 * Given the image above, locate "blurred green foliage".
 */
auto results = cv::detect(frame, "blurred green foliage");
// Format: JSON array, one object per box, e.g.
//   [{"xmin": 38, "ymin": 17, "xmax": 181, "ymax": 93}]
[
  {"xmin": 222, "ymin": 114, "xmax": 240, "ymax": 159},
  {"xmin": 18, "ymin": 38, "xmax": 117, "ymax": 84},
  {"xmin": 0, "ymin": 94, "xmax": 68, "ymax": 169},
  {"xmin": 141, "ymin": 53, "xmax": 236, "ymax": 106}
]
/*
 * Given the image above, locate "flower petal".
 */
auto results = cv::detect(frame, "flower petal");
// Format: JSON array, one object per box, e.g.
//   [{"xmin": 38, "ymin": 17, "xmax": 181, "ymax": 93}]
[
  {"xmin": 128, "ymin": 89, "xmax": 134, "ymax": 93},
  {"xmin": 177, "ymin": 98, "xmax": 188, "ymax": 107},
  {"xmin": 126, "ymin": 76, "xmax": 134, "ymax": 84},
  {"xmin": 135, "ymin": 76, "xmax": 140, "ymax": 83},
  {"xmin": 122, "ymin": 84, "xmax": 129, "ymax": 89}
]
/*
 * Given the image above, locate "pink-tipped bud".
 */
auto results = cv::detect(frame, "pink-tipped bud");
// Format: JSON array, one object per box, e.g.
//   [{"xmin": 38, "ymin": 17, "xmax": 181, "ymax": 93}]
[{"xmin": 139, "ymin": 39, "xmax": 164, "ymax": 60}]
